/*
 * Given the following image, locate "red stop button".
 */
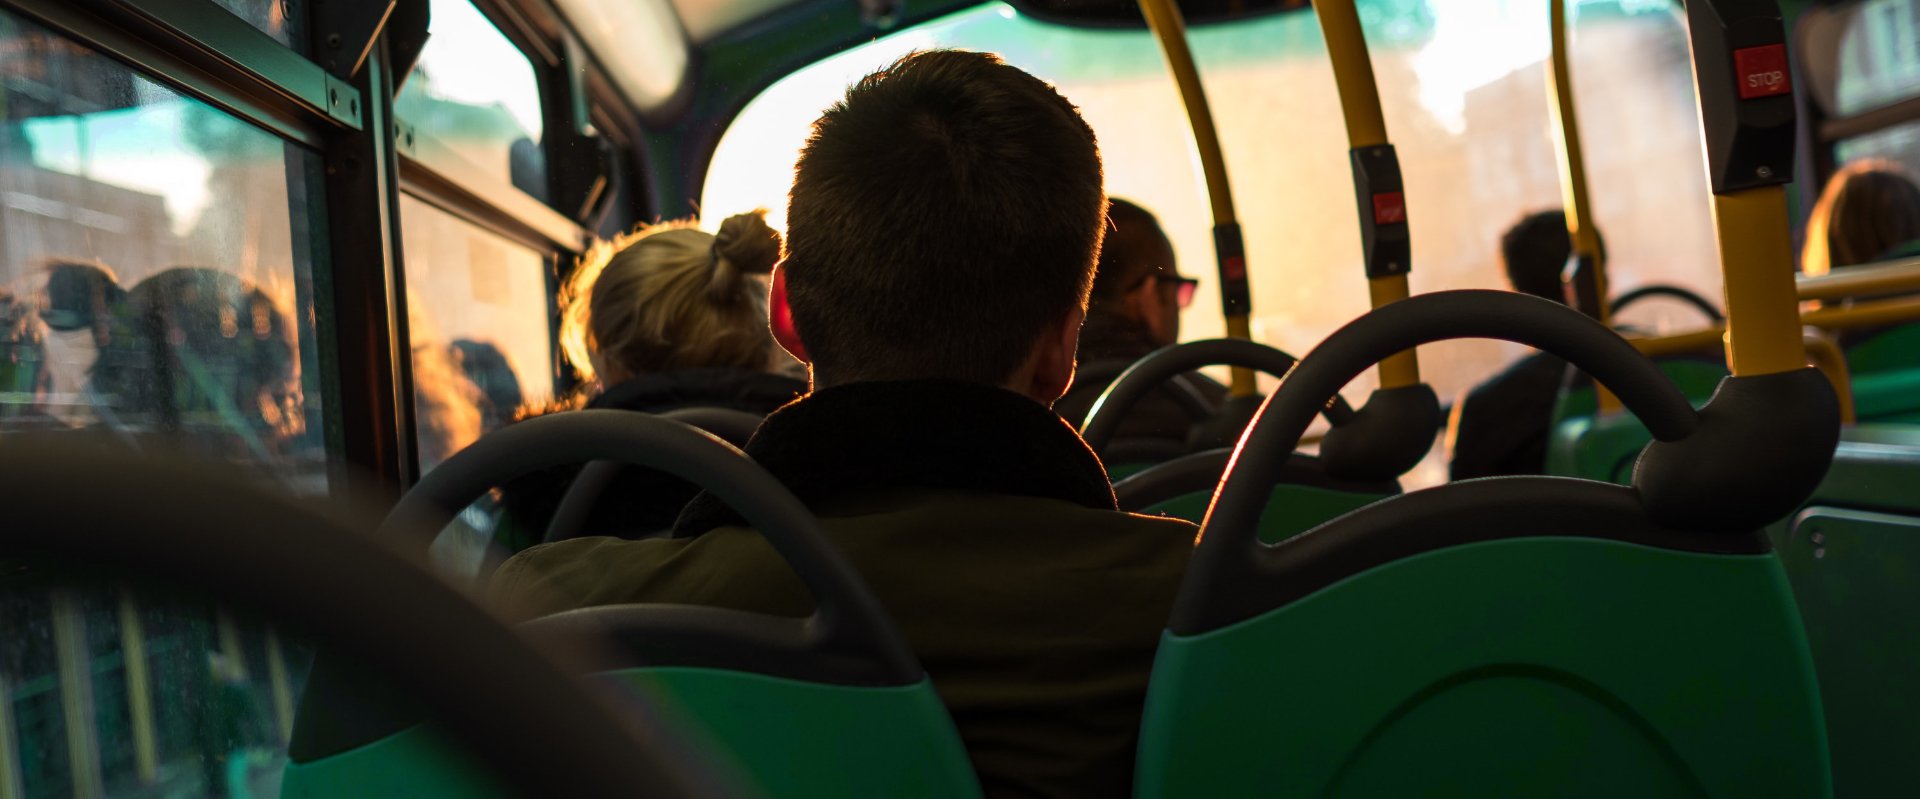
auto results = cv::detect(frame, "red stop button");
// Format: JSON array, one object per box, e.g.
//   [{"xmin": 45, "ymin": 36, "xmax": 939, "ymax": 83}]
[
  {"xmin": 1734, "ymin": 44, "xmax": 1791, "ymax": 100},
  {"xmin": 1372, "ymin": 192, "xmax": 1406, "ymax": 225}
]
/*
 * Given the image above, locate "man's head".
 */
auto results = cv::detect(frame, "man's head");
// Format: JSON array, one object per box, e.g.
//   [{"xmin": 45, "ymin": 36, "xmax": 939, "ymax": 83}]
[
  {"xmin": 1500, "ymin": 210, "xmax": 1573, "ymax": 303},
  {"xmin": 778, "ymin": 50, "xmax": 1105, "ymax": 401},
  {"xmin": 1087, "ymin": 199, "xmax": 1187, "ymax": 348}
]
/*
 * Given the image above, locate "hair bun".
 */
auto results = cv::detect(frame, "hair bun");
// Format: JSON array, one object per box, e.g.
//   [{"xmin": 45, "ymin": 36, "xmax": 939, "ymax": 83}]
[{"xmin": 713, "ymin": 210, "xmax": 782, "ymax": 276}]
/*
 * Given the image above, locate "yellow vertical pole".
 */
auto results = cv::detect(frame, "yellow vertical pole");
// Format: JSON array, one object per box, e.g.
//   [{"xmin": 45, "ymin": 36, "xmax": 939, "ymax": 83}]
[
  {"xmin": 1547, "ymin": 0, "xmax": 1620, "ymax": 412},
  {"xmin": 49, "ymin": 591, "xmax": 103, "ymax": 799},
  {"xmin": 1714, "ymin": 188, "xmax": 1808, "ymax": 375},
  {"xmin": 0, "ymin": 672, "xmax": 23, "ymax": 799},
  {"xmin": 1317, "ymin": 0, "xmax": 1420, "ymax": 388},
  {"xmin": 115, "ymin": 593, "xmax": 158, "ymax": 785},
  {"xmin": 265, "ymin": 631, "xmax": 296, "ymax": 743},
  {"xmin": 1547, "ymin": 0, "xmax": 1609, "ymax": 317},
  {"xmin": 1138, "ymin": 0, "xmax": 1258, "ymax": 396}
]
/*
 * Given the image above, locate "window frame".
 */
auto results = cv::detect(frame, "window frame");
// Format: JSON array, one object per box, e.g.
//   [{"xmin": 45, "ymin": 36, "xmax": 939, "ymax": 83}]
[{"xmin": 0, "ymin": 0, "xmax": 656, "ymax": 492}]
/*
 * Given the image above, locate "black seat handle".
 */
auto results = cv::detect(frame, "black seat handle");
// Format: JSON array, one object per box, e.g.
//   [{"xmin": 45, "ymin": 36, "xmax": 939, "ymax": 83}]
[
  {"xmin": 383, "ymin": 410, "xmax": 923, "ymax": 685},
  {"xmin": 1612, "ymin": 284, "xmax": 1726, "ymax": 323},
  {"xmin": 0, "ymin": 440, "xmax": 732, "ymax": 799},
  {"xmin": 1186, "ymin": 291, "xmax": 1697, "ymax": 604},
  {"xmin": 544, "ymin": 407, "xmax": 766, "ymax": 543},
  {"xmin": 1080, "ymin": 338, "xmax": 1352, "ymax": 453}
]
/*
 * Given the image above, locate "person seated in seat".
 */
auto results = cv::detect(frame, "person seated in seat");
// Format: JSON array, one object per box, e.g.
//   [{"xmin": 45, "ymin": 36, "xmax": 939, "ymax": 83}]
[
  {"xmin": 1801, "ymin": 159, "xmax": 1920, "ymax": 352},
  {"xmin": 493, "ymin": 211, "xmax": 805, "ymax": 546},
  {"xmin": 1447, "ymin": 210, "xmax": 1580, "ymax": 480},
  {"xmin": 1802, "ymin": 159, "xmax": 1920, "ymax": 277},
  {"xmin": 490, "ymin": 50, "xmax": 1197, "ymax": 798},
  {"xmin": 1054, "ymin": 198, "xmax": 1223, "ymax": 452}
]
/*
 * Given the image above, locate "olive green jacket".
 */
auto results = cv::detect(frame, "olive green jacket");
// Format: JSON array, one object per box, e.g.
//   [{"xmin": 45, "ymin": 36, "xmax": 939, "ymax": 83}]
[{"xmin": 489, "ymin": 380, "xmax": 1197, "ymax": 798}]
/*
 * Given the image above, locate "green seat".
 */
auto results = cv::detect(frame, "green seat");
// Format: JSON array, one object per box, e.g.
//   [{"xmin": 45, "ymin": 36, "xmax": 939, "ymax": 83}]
[
  {"xmin": 1137, "ymin": 482, "xmax": 1829, "ymax": 798},
  {"xmin": 1114, "ymin": 449, "xmax": 1392, "ymax": 543},
  {"xmin": 1546, "ymin": 359, "xmax": 1727, "ymax": 482},
  {"xmin": 1847, "ymin": 324, "xmax": 1920, "ymax": 424},
  {"xmin": 285, "ymin": 411, "xmax": 983, "ymax": 798},
  {"xmin": 1137, "ymin": 290, "xmax": 1835, "ymax": 798},
  {"xmin": 1765, "ymin": 427, "xmax": 1920, "ymax": 798}
]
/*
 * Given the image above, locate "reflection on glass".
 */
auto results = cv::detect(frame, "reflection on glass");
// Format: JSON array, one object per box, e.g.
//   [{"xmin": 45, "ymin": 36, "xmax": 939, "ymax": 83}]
[
  {"xmin": 400, "ymin": 194, "xmax": 554, "ymax": 470},
  {"xmin": 1838, "ymin": 121, "xmax": 1920, "ymax": 182},
  {"xmin": 210, "ymin": 0, "xmax": 304, "ymax": 52},
  {"xmin": 1834, "ymin": 0, "xmax": 1920, "ymax": 117},
  {"xmin": 395, "ymin": 0, "xmax": 548, "ymax": 201},
  {"xmin": 0, "ymin": 11, "xmax": 329, "ymax": 795},
  {"xmin": 0, "ymin": 10, "xmax": 327, "ymax": 484},
  {"xmin": 0, "ymin": 583, "xmax": 307, "ymax": 798},
  {"xmin": 700, "ymin": 0, "xmax": 1715, "ymax": 438}
]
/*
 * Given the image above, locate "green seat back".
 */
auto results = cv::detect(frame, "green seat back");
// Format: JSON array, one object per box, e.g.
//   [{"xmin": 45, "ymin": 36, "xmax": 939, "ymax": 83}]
[
  {"xmin": 1546, "ymin": 362, "xmax": 1727, "ymax": 483},
  {"xmin": 1552, "ymin": 359, "xmax": 1727, "ymax": 422},
  {"xmin": 1143, "ymin": 484, "xmax": 1385, "ymax": 544},
  {"xmin": 1135, "ymin": 536, "xmax": 1829, "ymax": 797},
  {"xmin": 1764, "ymin": 429, "xmax": 1920, "ymax": 797},
  {"xmin": 281, "ymin": 671, "xmax": 979, "ymax": 798},
  {"xmin": 1845, "ymin": 323, "xmax": 1920, "ymax": 376}
]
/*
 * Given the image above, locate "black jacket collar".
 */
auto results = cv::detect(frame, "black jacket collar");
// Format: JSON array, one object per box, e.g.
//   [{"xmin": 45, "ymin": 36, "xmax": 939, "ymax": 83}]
[
  {"xmin": 673, "ymin": 379, "xmax": 1115, "ymax": 535},
  {"xmin": 589, "ymin": 368, "xmax": 804, "ymax": 415}
]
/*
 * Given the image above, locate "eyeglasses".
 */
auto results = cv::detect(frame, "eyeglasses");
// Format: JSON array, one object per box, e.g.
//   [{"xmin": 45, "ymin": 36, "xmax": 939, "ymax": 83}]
[{"xmin": 1130, "ymin": 271, "xmax": 1200, "ymax": 309}]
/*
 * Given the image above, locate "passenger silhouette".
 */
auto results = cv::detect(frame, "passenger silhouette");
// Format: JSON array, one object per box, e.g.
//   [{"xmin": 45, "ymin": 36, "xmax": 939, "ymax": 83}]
[
  {"xmin": 1447, "ymin": 210, "xmax": 1582, "ymax": 480},
  {"xmin": 1055, "ymin": 198, "xmax": 1223, "ymax": 453},
  {"xmin": 82, "ymin": 267, "xmax": 302, "ymax": 459},
  {"xmin": 492, "ymin": 210, "xmax": 803, "ymax": 546},
  {"xmin": 448, "ymin": 339, "xmax": 524, "ymax": 432},
  {"xmin": 491, "ymin": 50, "xmax": 1195, "ymax": 798},
  {"xmin": 0, "ymin": 289, "xmax": 50, "ymax": 421},
  {"xmin": 1802, "ymin": 159, "xmax": 1920, "ymax": 277}
]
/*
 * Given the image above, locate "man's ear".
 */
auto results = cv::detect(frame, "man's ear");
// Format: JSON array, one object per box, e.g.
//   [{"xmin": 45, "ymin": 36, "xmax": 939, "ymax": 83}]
[
  {"xmin": 768, "ymin": 262, "xmax": 809, "ymax": 364},
  {"xmin": 1029, "ymin": 305, "xmax": 1085, "ymax": 405}
]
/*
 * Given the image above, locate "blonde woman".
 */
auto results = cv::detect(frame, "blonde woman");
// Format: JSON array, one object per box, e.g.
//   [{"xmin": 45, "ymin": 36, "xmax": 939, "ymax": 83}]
[{"xmin": 497, "ymin": 211, "xmax": 803, "ymax": 545}]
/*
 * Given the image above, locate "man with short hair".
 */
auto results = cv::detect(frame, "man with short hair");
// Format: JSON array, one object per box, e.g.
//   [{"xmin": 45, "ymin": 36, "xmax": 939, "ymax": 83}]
[
  {"xmin": 1448, "ymin": 210, "xmax": 1577, "ymax": 479},
  {"xmin": 491, "ymin": 50, "xmax": 1195, "ymax": 797},
  {"xmin": 1055, "ymin": 198, "xmax": 1221, "ymax": 450}
]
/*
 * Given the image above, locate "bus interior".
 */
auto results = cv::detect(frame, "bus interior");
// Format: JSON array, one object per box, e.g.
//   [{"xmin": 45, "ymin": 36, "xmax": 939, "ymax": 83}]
[{"xmin": 0, "ymin": 0, "xmax": 1917, "ymax": 795}]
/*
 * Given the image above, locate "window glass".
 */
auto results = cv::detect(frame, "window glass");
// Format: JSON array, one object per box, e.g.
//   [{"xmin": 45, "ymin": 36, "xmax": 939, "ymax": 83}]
[
  {"xmin": 0, "ymin": 10, "xmax": 329, "ymax": 489},
  {"xmin": 1837, "ymin": 119, "xmax": 1920, "ymax": 179},
  {"xmin": 396, "ymin": 0, "xmax": 548, "ymax": 202},
  {"xmin": 1, "ymin": 585, "xmax": 306, "ymax": 798},
  {"xmin": 400, "ymin": 194, "xmax": 555, "ymax": 470},
  {"xmin": 0, "ymin": 9, "xmax": 326, "ymax": 796},
  {"xmin": 210, "ymin": 0, "xmax": 304, "ymax": 52},
  {"xmin": 1833, "ymin": 0, "xmax": 1920, "ymax": 117},
  {"xmin": 701, "ymin": 0, "xmax": 1717, "ymax": 482}
]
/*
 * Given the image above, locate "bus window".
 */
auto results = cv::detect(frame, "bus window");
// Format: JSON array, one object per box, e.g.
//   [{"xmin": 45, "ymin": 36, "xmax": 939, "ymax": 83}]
[
  {"xmin": 699, "ymin": 0, "xmax": 1718, "ymax": 413},
  {"xmin": 1832, "ymin": 0, "xmax": 1920, "ymax": 118},
  {"xmin": 210, "ymin": 0, "xmax": 304, "ymax": 52},
  {"xmin": 399, "ymin": 195, "xmax": 556, "ymax": 470},
  {"xmin": 396, "ymin": 0, "xmax": 549, "ymax": 203},
  {"xmin": 0, "ymin": 8, "xmax": 328, "ymax": 488}
]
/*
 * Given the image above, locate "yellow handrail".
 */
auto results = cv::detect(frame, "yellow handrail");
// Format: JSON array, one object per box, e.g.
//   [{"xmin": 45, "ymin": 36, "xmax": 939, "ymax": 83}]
[
  {"xmin": 1628, "ymin": 294, "xmax": 1920, "ymax": 357},
  {"xmin": 1547, "ymin": 0, "xmax": 1610, "ymax": 321},
  {"xmin": 1316, "ymin": 0, "xmax": 1419, "ymax": 389},
  {"xmin": 1797, "ymin": 256, "xmax": 1920, "ymax": 301},
  {"xmin": 1138, "ymin": 0, "xmax": 1256, "ymax": 397}
]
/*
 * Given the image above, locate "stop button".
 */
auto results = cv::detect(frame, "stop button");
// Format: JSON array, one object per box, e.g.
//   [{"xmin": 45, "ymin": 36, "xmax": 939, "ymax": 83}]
[{"xmin": 1734, "ymin": 44, "xmax": 1791, "ymax": 100}]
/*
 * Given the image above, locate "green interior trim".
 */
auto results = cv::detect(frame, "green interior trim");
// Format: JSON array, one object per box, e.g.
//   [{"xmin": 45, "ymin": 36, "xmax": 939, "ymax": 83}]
[
  {"xmin": 1552, "ymin": 359, "xmax": 1726, "ymax": 422},
  {"xmin": 1772, "ymin": 506, "xmax": 1920, "ymax": 798},
  {"xmin": 1844, "ymin": 324, "xmax": 1920, "ymax": 377},
  {"xmin": 280, "ymin": 672, "xmax": 981, "ymax": 799},
  {"xmin": 609, "ymin": 670, "xmax": 982, "ymax": 798},
  {"xmin": 279, "ymin": 724, "xmax": 510, "ymax": 799},
  {"xmin": 1136, "ymin": 537, "xmax": 1828, "ymax": 798},
  {"xmin": 1142, "ymin": 484, "xmax": 1386, "ymax": 543}
]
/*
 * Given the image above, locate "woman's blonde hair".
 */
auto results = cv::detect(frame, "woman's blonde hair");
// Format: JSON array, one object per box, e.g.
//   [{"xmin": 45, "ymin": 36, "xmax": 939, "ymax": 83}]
[
  {"xmin": 1802, "ymin": 159, "xmax": 1920, "ymax": 276},
  {"xmin": 559, "ymin": 211, "xmax": 783, "ymax": 385}
]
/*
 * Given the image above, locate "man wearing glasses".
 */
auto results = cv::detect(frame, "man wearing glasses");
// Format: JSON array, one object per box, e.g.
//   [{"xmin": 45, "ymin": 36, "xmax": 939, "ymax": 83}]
[{"xmin": 1057, "ymin": 198, "xmax": 1220, "ymax": 454}]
